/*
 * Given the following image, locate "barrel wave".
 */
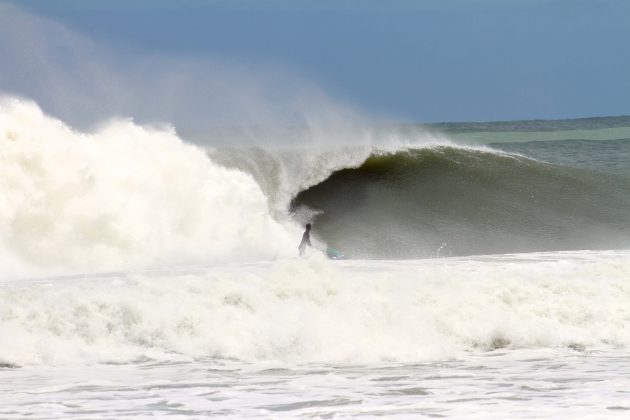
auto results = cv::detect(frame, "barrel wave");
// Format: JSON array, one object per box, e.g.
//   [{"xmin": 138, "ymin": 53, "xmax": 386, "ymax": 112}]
[
  {"xmin": 292, "ymin": 147, "xmax": 630, "ymax": 258},
  {"xmin": 3, "ymin": 96, "xmax": 629, "ymax": 272}
]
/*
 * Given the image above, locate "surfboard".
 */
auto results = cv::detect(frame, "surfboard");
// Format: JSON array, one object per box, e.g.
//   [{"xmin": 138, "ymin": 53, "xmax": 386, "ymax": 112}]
[{"xmin": 326, "ymin": 248, "xmax": 345, "ymax": 260}]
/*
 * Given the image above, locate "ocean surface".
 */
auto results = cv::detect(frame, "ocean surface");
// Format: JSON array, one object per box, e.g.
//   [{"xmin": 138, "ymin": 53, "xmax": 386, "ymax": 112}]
[{"xmin": 1, "ymin": 97, "xmax": 630, "ymax": 418}]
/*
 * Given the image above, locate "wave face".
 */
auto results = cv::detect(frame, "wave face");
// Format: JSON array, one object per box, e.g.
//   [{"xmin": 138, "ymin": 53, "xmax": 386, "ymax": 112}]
[
  {"xmin": 292, "ymin": 147, "xmax": 630, "ymax": 258},
  {"xmin": 0, "ymin": 97, "xmax": 297, "ymax": 277}
]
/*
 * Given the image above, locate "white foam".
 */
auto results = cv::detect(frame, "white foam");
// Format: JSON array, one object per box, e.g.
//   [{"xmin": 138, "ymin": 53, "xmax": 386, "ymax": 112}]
[
  {"xmin": 0, "ymin": 97, "xmax": 298, "ymax": 277},
  {"xmin": 1, "ymin": 250, "xmax": 629, "ymax": 366}
]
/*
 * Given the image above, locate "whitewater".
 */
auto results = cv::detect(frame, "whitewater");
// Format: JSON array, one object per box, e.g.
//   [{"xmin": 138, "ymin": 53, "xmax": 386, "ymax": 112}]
[
  {"xmin": 2, "ymin": 97, "xmax": 630, "ymax": 418},
  {"xmin": 0, "ymin": 97, "xmax": 301, "ymax": 278},
  {"xmin": 3, "ymin": 252, "xmax": 630, "ymax": 418}
]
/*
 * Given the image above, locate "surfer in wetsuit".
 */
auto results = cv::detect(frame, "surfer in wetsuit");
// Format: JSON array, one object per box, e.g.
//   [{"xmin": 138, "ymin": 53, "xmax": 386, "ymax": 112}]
[{"xmin": 298, "ymin": 223, "xmax": 312, "ymax": 256}]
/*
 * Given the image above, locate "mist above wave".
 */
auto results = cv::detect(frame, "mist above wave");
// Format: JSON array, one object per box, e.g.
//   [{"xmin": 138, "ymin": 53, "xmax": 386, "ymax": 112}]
[{"xmin": 0, "ymin": 2, "xmax": 367, "ymax": 147}]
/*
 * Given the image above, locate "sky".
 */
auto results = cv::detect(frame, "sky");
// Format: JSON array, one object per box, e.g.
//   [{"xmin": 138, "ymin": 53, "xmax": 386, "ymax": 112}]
[{"xmin": 2, "ymin": 0, "xmax": 630, "ymax": 123}]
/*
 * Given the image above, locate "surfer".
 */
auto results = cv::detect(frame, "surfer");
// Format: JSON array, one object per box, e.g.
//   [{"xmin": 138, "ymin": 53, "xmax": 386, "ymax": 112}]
[{"xmin": 298, "ymin": 223, "xmax": 312, "ymax": 256}]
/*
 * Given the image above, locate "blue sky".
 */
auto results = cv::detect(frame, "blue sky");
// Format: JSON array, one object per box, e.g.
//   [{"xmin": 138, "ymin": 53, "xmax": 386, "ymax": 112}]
[{"xmin": 6, "ymin": 0, "xmax": 630, "ymax": 122}]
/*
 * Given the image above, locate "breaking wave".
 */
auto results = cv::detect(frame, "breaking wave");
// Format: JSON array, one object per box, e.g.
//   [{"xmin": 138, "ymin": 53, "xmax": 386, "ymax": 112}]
[{"xmin": 2, "ymin": 96, "xmax": 630, "ymax": 277}]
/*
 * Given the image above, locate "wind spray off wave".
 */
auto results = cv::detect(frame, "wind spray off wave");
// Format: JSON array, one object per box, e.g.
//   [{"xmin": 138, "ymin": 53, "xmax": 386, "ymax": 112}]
[{"xmin": 0, "ymin": 97, "xmax": 297, "ymax": 277}]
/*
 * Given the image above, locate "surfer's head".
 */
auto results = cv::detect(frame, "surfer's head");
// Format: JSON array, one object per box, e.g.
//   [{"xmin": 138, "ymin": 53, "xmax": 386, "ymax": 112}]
[{"xmin": 305, "ymin": 223, "xmax": 311, "ymax": 231}]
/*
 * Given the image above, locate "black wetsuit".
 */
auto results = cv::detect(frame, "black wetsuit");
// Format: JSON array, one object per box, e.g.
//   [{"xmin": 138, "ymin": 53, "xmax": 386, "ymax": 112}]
[{"xmin": 298, "ymin": 230, "xmax": 312, "ymax": 255}]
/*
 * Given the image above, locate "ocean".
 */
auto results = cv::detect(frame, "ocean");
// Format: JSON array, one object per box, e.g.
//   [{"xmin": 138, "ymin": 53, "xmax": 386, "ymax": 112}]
[{"xmin": 1, "ymin": 97, "xmax": 630, "ymax": 418}]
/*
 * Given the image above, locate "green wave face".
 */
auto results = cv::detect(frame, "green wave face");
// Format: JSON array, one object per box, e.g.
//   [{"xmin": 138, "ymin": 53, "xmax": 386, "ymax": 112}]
[{"xmin": 292, "ymin": 147, "xmax": 630, "ymax": 258}]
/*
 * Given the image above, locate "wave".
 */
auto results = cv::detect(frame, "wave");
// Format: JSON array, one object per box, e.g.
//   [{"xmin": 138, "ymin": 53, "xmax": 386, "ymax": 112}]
[
  {"xmin": 1, "ymin": 251, "xmax": 629, "ymax": 366},
  {"xmin": 290, "ymin": 146, "xmax": 630, "ymax": 258},
  {"xmin": 2, "ymin": 95, "xmax": 629, "ymax": 276}
]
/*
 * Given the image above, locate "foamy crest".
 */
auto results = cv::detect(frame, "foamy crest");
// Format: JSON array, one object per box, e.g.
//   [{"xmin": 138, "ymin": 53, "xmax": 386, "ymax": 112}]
[{"xmin": 0, "ymin": 97, "xmax": 297, "ymax": 277}]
